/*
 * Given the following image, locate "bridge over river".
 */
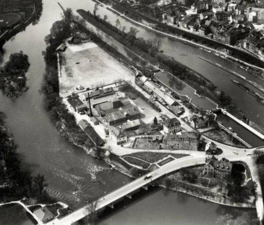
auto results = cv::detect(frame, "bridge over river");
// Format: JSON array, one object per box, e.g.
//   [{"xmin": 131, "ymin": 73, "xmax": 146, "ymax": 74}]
[
  {"xmin": 46, "ymin": 155, "xmax": 206, "ymax": 225},
  {"xmin": 45, "ymin": 142, "xmax": 264, "ymax": 225}
]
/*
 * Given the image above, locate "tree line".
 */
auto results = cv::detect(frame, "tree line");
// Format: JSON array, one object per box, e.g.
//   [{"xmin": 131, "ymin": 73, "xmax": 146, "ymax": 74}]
[{"xmin": 78, "ymin": 9, "xmax": 240, "ymax": 115}]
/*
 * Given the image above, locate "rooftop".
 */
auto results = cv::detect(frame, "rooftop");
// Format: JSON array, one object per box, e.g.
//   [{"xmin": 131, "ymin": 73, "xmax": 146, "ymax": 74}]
[{"xmin": 67, "ymin": 95, "xmax": 85, "ymax": 109}]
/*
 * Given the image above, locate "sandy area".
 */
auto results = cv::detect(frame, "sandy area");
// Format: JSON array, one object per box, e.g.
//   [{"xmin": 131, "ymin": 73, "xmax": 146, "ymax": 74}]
[{"xmin": 59, "ymin": 42, "xmax": 134, "ymax": 98}]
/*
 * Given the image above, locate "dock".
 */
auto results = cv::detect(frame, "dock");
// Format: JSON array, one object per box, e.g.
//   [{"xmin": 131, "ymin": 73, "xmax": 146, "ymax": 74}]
[{"xmin": 221, "ymin": 109, "xmax": 264, "ymax": 140}]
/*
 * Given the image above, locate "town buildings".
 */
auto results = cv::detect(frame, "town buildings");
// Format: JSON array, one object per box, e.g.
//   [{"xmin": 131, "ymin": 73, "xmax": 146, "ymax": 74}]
[
  {"xmin": 158, "ymin": 0, "xmax": 264, "ymax": 56},
  {"xmin": 163, "ymin": 117, "xmax": 182, "ymax": 134},
  {"xmin": 163, "ymin": 131, "xmax": 199, "ymax": 150},
  {"xmin": 203, "ymin": 156, "xmax": 233, "ymax": 178}
]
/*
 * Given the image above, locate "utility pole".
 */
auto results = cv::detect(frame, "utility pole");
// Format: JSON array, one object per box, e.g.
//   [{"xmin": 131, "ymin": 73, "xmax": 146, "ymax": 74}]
[{"xmin": 88, "ymin": 92, "xmax": 93, "ymax": 117}]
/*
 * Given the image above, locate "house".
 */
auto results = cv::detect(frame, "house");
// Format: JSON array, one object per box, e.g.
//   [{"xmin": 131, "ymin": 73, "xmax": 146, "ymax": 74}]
[
  {"xmin": 203, "ymin": 156, "xmax": 233, "ymax": 178},
  {"xmin": 185, "ymin": 6, "xmax": 198, "ymax": 16},
  {"xmin": 227, "ymin": 3, "xmax": 237, "ymax": 12},
  {"xmin": 247, "ymin": 7, "xmax": 264, "ymax": 24},
  {"xmin": 89, "ymin": 87, "xmax": 115, "ymax": 100},
  {"xmin": 190, "ymin": 113, "xmax": 215, "ymax": 129},
  {"xmin": 163, "ymin": 117, "xmax": 181, "ymax": 134},
  {"xmin": 67, "ymin": 96, "xmax": 88, "ymax": 113},
  {"xmin": 95, "ymin": 97, "xmax": 131, "ymax": 116},
  {"xmin": 205, "ymin": 142, "xmax": 219, "ymax": 154},
  {"xmin": 171, "ymin": 105, "xmax": 185, "ymax": 116},
  {"xmin": 163, "ymin": 131, "xmax": 199, "ymax": 150},
  {"xmin": 109, "ymin": 126, "xmax": 128, "ymax": 145},
  {"xmin": 33, "ymin": 207, "xmax": 54, "ymax": 223},
  {"xmin": 79, "ymin": 120, "xmax": 105, "ymax": 146},
  {"xmin": 167, "ymin": 15, "xmax": 176, "ymax": 24},
  {"xmin": 119, "ymin": 119, "xmax": 141, "ymax": 132},
  {"xmin": 104, "ymin": 105, "xmax": 141, "ymax": 126},
  {"xmin": 56, "ymin": 43, "xmax": 67, "ymax": 52},
  {"xmin": 212, "ymin": 5, "xmax": 222, "ymax": 14}
]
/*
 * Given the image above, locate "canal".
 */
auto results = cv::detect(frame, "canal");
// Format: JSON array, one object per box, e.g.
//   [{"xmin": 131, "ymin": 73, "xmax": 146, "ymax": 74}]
[
  {"xmin": 79, "ymin": 2, "xmax": 264, "ymax": 147},
  {"xmin": 0, "ymin": 0, "xmax": 258, "ymax": 224}
]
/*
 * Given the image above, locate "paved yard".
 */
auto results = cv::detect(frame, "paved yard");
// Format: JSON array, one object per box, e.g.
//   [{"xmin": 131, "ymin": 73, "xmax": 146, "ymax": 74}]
[
  {"xmin": 59, "ymin": 42, "xmax": 134, "ymax": 98},
  {"xmin": 131, "ymin": 97, "xmax": 162, "ymax": 124}
]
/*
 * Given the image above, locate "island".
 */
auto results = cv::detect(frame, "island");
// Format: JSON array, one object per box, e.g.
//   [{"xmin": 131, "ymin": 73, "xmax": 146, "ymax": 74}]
[
  {"xmin": 0, "ymin": 51, "xmax": 30, "ymax": 98},
  {"xmin": 37, "ymin": 6, "xmax": 264, "ymax": 225}
]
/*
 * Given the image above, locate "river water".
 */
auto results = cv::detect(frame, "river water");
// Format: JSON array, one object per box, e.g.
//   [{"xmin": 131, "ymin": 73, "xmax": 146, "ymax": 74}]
[{"xmin": 0, "ymin": 0, "xmax": 258, "ymax": 224}]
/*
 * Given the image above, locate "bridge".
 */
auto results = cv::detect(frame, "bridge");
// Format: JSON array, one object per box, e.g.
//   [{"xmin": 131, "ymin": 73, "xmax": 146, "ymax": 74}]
[
  {"xmin": 46, "ymin": 155, "xmax": 206, "ymax": 225},
  {"xmin": 45, "ymin": 140, "xmax": 264, "ymax": 225}
]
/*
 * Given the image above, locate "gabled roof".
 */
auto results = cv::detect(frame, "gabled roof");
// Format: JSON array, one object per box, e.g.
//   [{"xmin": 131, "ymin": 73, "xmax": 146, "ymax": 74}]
[
  {"xmin": 163, "ymin": 117, "xmax": 181, "ymax": 128},
  {"xmin": 33, "ymin": 207, "xmax": 54, "ymax": 222},
  {"xmin": 56, "ymin": 43, "xmax": 67, "ymax": 52},
  {"xmin": 67, "ymin": 96, "xmax": 85, "ymax": 109}
]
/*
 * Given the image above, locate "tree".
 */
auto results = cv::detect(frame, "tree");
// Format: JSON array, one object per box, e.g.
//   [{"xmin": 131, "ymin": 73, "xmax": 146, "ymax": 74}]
[
  {"xmin": 151, "ymin": 38, "xmax": 161, "ymax": 51},
  {"xmin": 153, "ymin": 117, "xmax": 158, "ymax": 125},
  {"xmin": 103, "ymin": 15, "xmax": 108, "ymax": 21},
  {"xmin": 80, "ymin": 200, "xmax": 98, "ymax": 225},
  {"xmin": 93, "ymin": 3, "xmax": 99, "ymax": 16},
  {"xmin": 115, "ymin": 18, "xmax": 121, "ymax": 28},
  {"xmin": 62, "ymin": 8, "xmax": 74, "ymax": 23},
  {"xmin": 215, "ymin": 212, "xmax": 258, "ymax": 225},
  {"xmin": 126, "ymin": 27, "xmax": 139, "ymax": 43},
  {"xmin": 122, "ymin": 26, "xmax": 126, "ymax": 33}
]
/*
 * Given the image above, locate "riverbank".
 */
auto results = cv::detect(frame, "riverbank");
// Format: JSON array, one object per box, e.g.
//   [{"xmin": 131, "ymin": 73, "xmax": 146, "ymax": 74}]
[
  {"xmin": 0, "ymin": 200, "xmax": 69, "ymax": 225},
  {"xmin": 77, "ymin": 9, "xmax": 246, "ymax": 118},
  {"xmin": 107, "ymin": 153, "xmax": 256, "ymax": 209},
  {"xmin": 95, "ymin": 0, "xmax": 264, "ymax": 72},
  {"xmin": 199, "ymin": 56, "xmax": 264, "ymax": 96},
  {"xmin": 40, "ymin": 11, "xmax": 259, "ymax": 220},
  {"xmin": 0, "ymin": 113, "xmax": 50, "ymax": 204}
]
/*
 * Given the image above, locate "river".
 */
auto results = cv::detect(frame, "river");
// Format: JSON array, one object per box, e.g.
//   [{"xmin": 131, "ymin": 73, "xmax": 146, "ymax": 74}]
[
  {"xmin": 0, "ymin": 0, "xmax": 257, "ymax": 224},
  {"xmin": 86, "ymin": 2, "xmax": 264, "ymax": 127}
]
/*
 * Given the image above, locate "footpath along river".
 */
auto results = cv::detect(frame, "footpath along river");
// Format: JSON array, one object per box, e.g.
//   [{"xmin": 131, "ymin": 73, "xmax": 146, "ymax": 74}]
[{"xmin": 0, "ymin": 0, "xmax": 257, "ymax": 224}]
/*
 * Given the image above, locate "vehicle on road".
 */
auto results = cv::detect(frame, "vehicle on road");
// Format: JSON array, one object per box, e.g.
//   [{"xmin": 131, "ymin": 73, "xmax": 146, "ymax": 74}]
[{"xmin": 144, "ymin": 175, "xmax": 152, "ymax": 180}]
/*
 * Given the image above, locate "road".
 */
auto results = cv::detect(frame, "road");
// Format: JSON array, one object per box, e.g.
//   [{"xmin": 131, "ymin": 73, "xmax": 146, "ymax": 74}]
[
  {"xmin": 44, "ymin": 136, "xmax": 264, "ymax": 225},
  {"xmin": 46, "ymin": 155, "xmax": 206, "ymax": 225}
]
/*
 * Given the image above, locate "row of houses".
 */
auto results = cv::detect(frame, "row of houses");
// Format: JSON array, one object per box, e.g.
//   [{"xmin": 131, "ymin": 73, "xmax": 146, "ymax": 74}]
[
  {"xmin": 162, "ymin": 0, "xmax": 264, "ymax": 49},
  {"xmin": 135, "ymin": 73, "xmax": 181, "ymax": 109}
]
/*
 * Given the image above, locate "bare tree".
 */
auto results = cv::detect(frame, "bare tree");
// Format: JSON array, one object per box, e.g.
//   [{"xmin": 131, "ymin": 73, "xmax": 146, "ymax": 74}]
[
  {"xmin": 122, "ymin": 26, "xmax": 126, "ymax": 33},
  {"xmin": 86, "ymin": 200, "xmax": 98, "ymax": 225},
  {"xmin": 78, "ymin": 200, "xmax": 98, "ymax": 225},
  {"xmin": 93, "ymin": 3, "xmax": 99, "ymax": 16},
  {"xmin": 115, "ymin": 18, "xmax": 121, "ymax": 28}
]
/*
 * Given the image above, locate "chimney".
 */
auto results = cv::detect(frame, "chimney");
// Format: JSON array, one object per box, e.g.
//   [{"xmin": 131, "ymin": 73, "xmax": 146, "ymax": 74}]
[{"xmin": 88, "ymin": 92, "xmax": 93, "ymax": 117}]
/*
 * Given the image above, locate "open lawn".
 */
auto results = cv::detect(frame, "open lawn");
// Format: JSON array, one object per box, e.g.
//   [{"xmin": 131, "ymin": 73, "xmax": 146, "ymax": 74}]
[
  {"xmin": 59, "ymin": 42, "xmax": 134, "ymax": 98},
  {"xmin": 133, "ymin": 137, "xmax": 161, "ymax": 150},
  {"xmin": 128, "ymin": 152, "xmax": 189, "ymax": 164},
  {"xmin": 122, "ymin": 156, "xmax": 150, "ymax": 169},
  {"xmin": 0, "ymin": 13, "xmax": 21, "ymax": 28},
  {"xmin": 203, "ymin": 129, "xmax": 245, "ymax": 147}
]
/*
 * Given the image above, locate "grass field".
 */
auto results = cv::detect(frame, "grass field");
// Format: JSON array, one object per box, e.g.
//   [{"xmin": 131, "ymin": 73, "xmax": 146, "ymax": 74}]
[
  {"xmin": 127, "ymin": 152, "xmax": 189, "ymax": 164},
  {"xmin": 0, "ymin": 13, "xmax": 21, "ymax": 28},
  {"xmin": 122, "ymin": 156, "xmax": 151, "ymax": 170},
  {"xmin": 59, "ymin": 42, "xmax": 134, "ymax": 98}
]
